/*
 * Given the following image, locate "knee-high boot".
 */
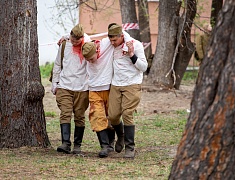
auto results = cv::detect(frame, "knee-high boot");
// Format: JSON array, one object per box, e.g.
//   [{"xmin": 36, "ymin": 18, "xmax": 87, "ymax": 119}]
[
  {"xmin": 96, "ymin": 129, "xmax": 110, "ymax": 158},
  {"xmin": 107, "ymin": 128, "xmax": 115, "ymax": 152},
  {"xmin": 124, "ymin": 125, "xmax": 135, "ymax": 158},
  {"xmin": 72, "ymin": 126, "xmax": 85, "ymax": 154},
  {"xmin": 57, "ymin": 123, "xmax": 71, "ymax": 154},
  {"xmin": 112, "ymin": 122, "xmax": 124, "ymax": 153}
]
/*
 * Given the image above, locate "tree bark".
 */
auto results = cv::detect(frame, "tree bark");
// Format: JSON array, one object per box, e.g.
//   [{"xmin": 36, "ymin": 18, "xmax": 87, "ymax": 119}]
[
  {"xmin": 0, "ymin": 0, "xmax": 50, "ymax": 148},
  {"xmin": 169, "ymin": 1, "xmax": 235, "ymax": 179},
  {"xmin": 119, "ymin": 0, "xmax": 140, "ymax": 40},
  {"xmin": 148, "ymin": 0, "xmax": 196, "ymax": 89},
  {"xmin": 210, "ymin": 0, "xmax": 223, "ymax": 27},
  {"xmin": 148, "ymin": 0, "xmax": 179, "ymax": 88},
  {"xmin": 174, "ymin": 0, "xmax": 197, "ymax": 89},
  {"xmin": 138, "ymin": 0, "xmax": 153, "ymax": 74}
]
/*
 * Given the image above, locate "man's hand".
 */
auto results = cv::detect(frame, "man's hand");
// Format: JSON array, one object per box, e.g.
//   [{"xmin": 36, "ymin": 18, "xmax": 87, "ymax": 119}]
[
  {"xmin": 51, "ymin": 82, "xmax": 58, "ymax": 95},
  {"xmin": 57, "ymin": 37, "xmax": 67, "ymax": 46},
  {"xmin": 126, "ymin": 41, "xmax": 134, "ymax": 57}
]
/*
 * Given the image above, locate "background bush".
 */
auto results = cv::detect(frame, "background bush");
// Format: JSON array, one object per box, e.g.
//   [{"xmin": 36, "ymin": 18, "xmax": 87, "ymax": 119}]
[
  {"xmin": 182, "ymin": 70, "xmax": 198, "ymax": 81},
  {"xmin": 40, "ymin": 62, "xmax": 53, "ymax": 78}
]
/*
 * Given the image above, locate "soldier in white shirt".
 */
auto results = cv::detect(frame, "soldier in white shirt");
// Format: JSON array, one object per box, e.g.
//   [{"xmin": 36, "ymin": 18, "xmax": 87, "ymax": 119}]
[
  {"xmin": 107, "ymin": 23, "xmax": 148, "ymax": 158},
  {"xmin": 81, "ymin": 31, "xmax": 131, "ymax": 158},
  {"xmin": 51, "ymin": 24, "xmax": 90, "ymax": 154}
]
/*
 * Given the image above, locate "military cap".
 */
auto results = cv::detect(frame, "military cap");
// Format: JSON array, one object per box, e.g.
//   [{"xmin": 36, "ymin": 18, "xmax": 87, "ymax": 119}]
[
  {"xmin": 71, "ymin": 24, "xmax": 84, "ymax": 37},
  {"xmin": 108, "ymin": 24, "xmax": 122, "ymax": 36},
  {"xmin": 82, "ymin": 42, "xmax": 96, "ymax": 59}
]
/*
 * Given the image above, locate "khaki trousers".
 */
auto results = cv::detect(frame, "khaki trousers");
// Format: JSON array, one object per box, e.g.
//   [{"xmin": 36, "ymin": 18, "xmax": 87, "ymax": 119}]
[
  {"xmin": 89, "ymin": 90, "xmax": 111, "ymax": 132},
  {"xmin": 56, "ymin": 88, "xmax": 89, "ymax": 127},
  {"xmin": 108, "ymin": 84, "xmax": 141, "ymax": 126}
]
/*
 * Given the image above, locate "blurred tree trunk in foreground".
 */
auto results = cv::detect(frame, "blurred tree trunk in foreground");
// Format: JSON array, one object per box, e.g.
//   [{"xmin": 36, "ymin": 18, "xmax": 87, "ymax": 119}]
[
  {"xmin": 169, "ymin": 1, "xmax": 235, "ymax": 179},
  {"xmin": 0, "ymin": 0, "xmax": 50, "ymax": 148}
]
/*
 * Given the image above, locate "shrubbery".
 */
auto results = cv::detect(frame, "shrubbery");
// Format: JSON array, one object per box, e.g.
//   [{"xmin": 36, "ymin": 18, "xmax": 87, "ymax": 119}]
[
  {"xmin": 182, "ymin": 70, "xmax": 198, "ymax": 81},
  {"xmin": 40, "ymin": 62, "xmax": 53, "ymax": 78}
]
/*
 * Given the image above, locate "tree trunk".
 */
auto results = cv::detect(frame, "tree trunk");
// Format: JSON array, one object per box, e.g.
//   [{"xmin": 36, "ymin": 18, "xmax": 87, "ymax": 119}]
[
  {"xmin": 148, "ymin": 0, "xmax": 196, "ymax": 89},
  {"xmin": 148, "ymin": 0, "xmax": 179, "ymax": 88},
  {"xmin": 138, "ymin": 0, "xmax": 153, "ymax": 75},
  {"xmin": 210, "ymin": 0, "xmax": 223, "ymax": 27},
  {"xmin": 0, "ymin": 0, "xmax": 50, "ymax": 148},
  {"xmin": 174, "ymin": 0, "xmax": 197, "ymax": 89},
  {"xmin": 169, "ymin": 1, "xmax": 235, "ymax": 179},
  {"xmin": 119, "ymin": 0, "xmax": 140, "ymax": 40}
]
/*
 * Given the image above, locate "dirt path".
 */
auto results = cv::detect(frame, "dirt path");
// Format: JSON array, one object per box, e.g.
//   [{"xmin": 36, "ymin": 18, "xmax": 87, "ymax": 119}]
[{"xmin": 43, "ymin": 82, "xmax": 194, "ymax": 116}]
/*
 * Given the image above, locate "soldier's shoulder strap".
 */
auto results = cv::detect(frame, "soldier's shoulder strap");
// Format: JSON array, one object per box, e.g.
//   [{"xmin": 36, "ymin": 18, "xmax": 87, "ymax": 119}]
[{"xmin": 61, "ymin": 40, "xmax": 66, "ymax": 70}]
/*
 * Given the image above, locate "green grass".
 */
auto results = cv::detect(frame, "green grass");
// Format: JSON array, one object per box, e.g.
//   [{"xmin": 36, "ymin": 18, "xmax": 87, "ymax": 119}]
[
  {"xmin": 0, "ymin": 109, "xmax": 189, "ymax": 179},
  {"xmin": 181, "ymin": 70, "xmax": 198, "ymax": 86},
  {"xmin": 45, "ymin": 111, "xmax": 56, "ymax": 117},
  {"xmin": 0, "ymin": 67, "xmax": 193, "ymax": 179}
]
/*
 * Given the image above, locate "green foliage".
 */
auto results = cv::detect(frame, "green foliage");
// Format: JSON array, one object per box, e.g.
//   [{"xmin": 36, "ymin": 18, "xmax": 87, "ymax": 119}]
[
  {"xmin": 182, "ymin": 70, "xmax": 198, "ymax": 81},
  {"xmin": 40, "ymin": 63, "xmax": 53, "ymax": 78}
]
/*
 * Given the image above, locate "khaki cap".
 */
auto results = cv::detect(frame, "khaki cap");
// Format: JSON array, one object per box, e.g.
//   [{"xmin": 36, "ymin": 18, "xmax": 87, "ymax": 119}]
[
  {"xmin": 71, "ymin": 24, "xmax": 84, "ymax": 37},
  {"xmin": 82, "ymin": 42, "xmax": 96, "ymax": 59},
  {"xmin": 108, "ymin": 24, "xmax": 122, "ymax": 36}
]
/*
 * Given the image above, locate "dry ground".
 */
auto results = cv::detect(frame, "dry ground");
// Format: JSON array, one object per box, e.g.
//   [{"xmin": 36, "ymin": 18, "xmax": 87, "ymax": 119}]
[
  {"xmin": 43, "ymin": 80, "xmax": 194, "ymax": 118},
  {"xmin": 43, "ymin": 80, "xmax": 194, "ymax": 158},
  {"xmin": 0, "ymin": 80, "xmax": 195, "ymax": 179}
]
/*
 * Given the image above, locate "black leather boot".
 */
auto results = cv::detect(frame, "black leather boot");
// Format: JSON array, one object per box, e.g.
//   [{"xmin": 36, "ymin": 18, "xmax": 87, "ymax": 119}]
[
  {"xmin": 96, "ymin": 129, "xmax": 110, "ymax": 158},
  {"xmin": 107, "ymin": 128, "xmax": 115, "ymax": 153},
  {"xmin": 72, "ymin": 126, "xmax": 85, "ymax": 154},
  {"xmin": 57, "ymin": 123, "xmax": 71, "ymax": 154},
  {"xmin": 124, "ymin": 125, "xmax": 135, "ymax": 158},
  {"xmin": 112, "ymin": 122, "xmax": 124, "ymax": 153}
]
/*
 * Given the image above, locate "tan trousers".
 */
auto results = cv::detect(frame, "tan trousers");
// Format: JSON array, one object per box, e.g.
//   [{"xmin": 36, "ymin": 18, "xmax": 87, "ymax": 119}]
[
  {"xmin": 108, "ymin": 84, "xmax": 141, "ymax": 126},
  {"xmin": 56, "ymin": 88, "xmax": 89, "ymax": 127},
  {"xmin": 89, "ymin": 90, "xmax": 111, "ymax": 132}
]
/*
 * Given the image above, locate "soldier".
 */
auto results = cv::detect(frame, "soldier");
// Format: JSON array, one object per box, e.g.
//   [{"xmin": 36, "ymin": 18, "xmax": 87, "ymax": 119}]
[
  {"xmin": 195, "ymin": 23, "xmax": 212, "ymax": 65},
  {"xmin": 81, "ymin": 31, "xmax": 131, "ymax": 158},
  {"xmin": 107, "ymin": 23, "xmax": 148, "ymax": 158},
  {"xmin": 51, "ymin": 24, "xmax": 90, "ymax": 154}
]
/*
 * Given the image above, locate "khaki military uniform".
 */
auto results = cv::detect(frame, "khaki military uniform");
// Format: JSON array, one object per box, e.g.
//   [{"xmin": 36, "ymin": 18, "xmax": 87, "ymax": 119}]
[{"xmin": 195, "ymin": 33, "xmax": 211, "ymax": 63}]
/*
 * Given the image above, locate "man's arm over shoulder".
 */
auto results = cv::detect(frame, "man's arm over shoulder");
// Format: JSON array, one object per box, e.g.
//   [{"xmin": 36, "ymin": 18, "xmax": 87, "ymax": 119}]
[
  {"xmin": 84, "ymin": 33, "xmax": 91, "ymax": 42},
  {"xmin": 123, "ymin": 30, "xmax": 132, "ymax": 42},
  {"xmin": 100, "ymin": 37, "xmax": 112, "ymax": 51}
]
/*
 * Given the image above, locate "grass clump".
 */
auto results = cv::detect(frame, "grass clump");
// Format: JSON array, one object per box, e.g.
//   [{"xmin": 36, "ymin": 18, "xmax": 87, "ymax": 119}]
[{"xmin": 44, "ymin": 111, "xmax": 56, "ymax": 117}]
